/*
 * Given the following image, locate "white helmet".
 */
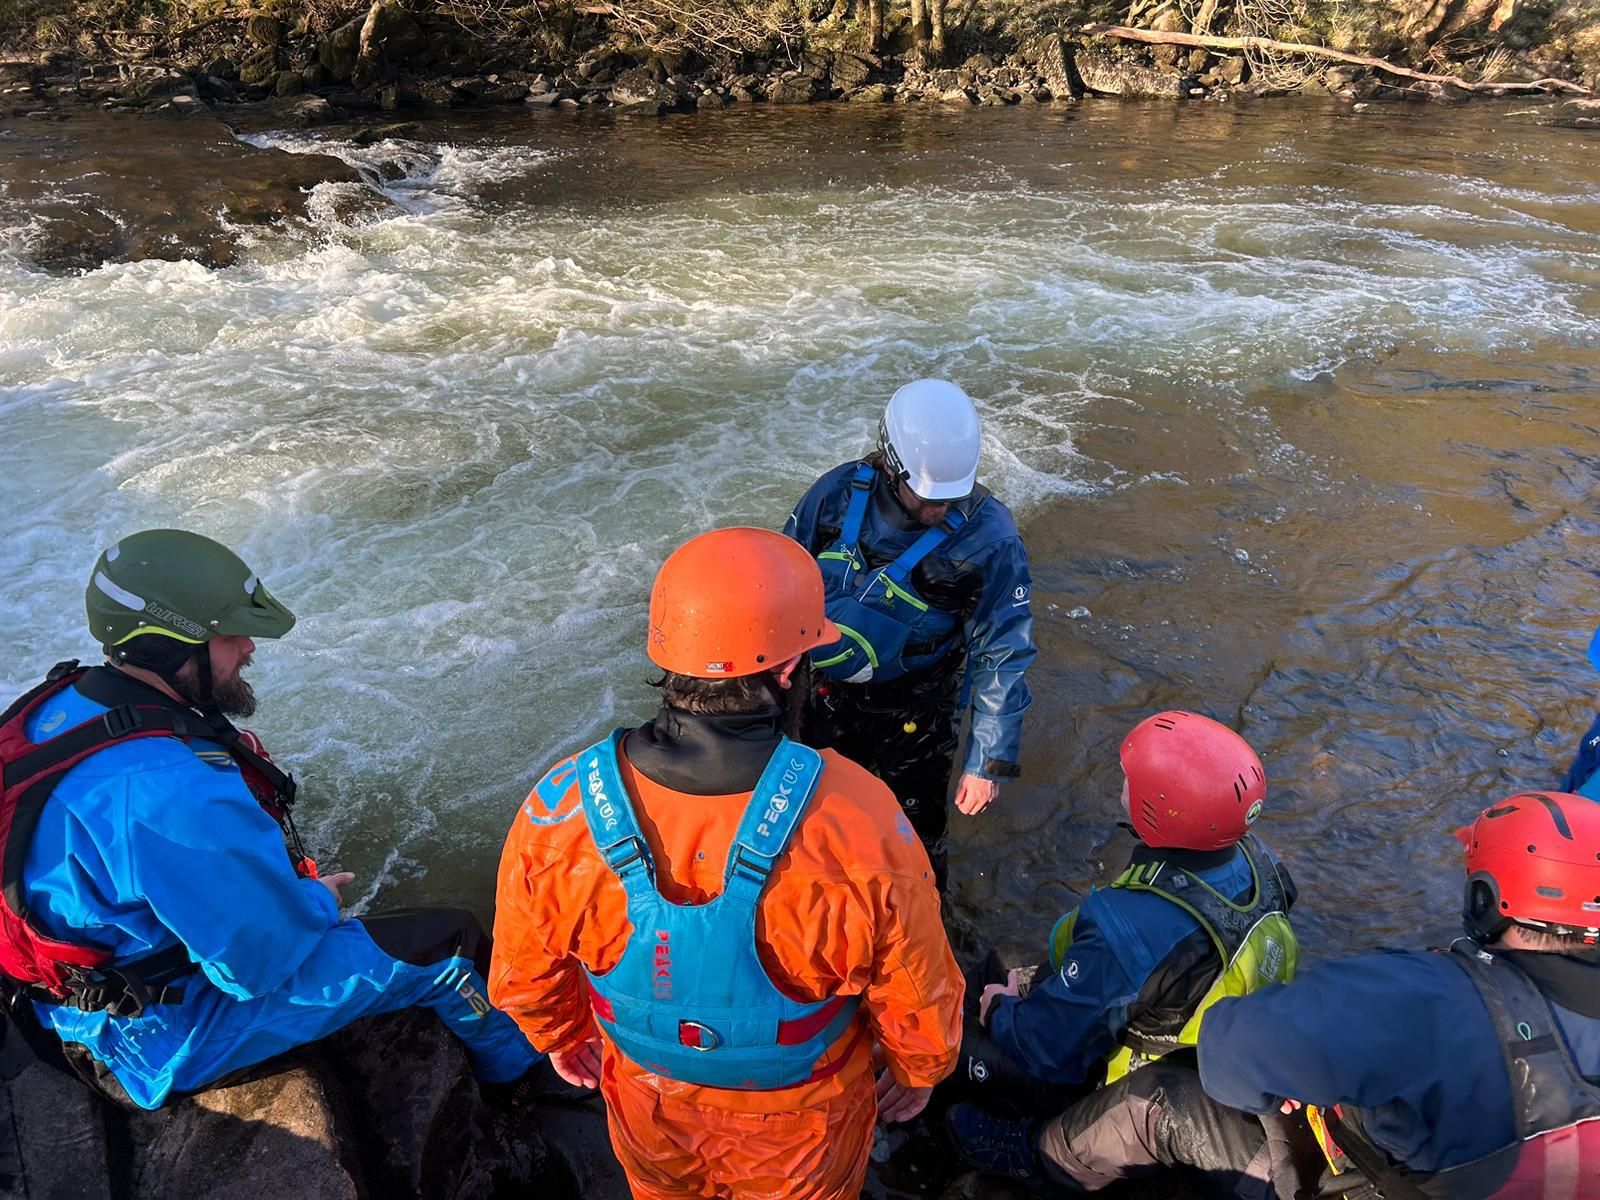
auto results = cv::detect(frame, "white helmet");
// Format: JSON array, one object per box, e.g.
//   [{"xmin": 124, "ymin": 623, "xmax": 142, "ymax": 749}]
[{"xmin": 879, "ymin": 379, "xmax": 981, "ymax": 501}]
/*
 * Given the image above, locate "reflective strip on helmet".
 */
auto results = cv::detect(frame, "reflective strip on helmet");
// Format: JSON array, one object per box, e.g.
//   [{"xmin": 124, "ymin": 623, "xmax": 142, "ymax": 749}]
[
  {"xmin": 111, "ymin": 623, "xmax": 206, "ymax": 646},
  {"xmin": 243, "ymin": 573, "xmax": 257, "ymax": 596},
  {"xmin": 92, "ymin": 570, "xmax": 145, "ymax": 612}
]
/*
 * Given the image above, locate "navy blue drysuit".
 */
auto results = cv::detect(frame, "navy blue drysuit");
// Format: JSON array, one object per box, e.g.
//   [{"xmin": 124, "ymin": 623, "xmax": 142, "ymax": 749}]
[
  {"xmin": 1560, "ymin": 715, "xmax": 1600, "ymax": 800},
  {"xmin": 784, "ymin": 459, "xmax": 1035, "ymax": 874},
  {"xmin": 20, "ymin": 669, "xmax": 537, "ymax": 1109},
  {"xmin": 968, "ymin": 842, "xmax": 1296, "ymax": 1101},
  {"xmin": 1199, "ymin": 949, "xmax": 1600, "ymax": 1174}
]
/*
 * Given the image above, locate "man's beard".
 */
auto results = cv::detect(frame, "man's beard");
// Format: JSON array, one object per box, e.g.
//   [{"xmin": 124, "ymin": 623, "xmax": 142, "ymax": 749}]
[{"xmin": 176, "ymin": 661, "xmax": 258, "ymax": 718}]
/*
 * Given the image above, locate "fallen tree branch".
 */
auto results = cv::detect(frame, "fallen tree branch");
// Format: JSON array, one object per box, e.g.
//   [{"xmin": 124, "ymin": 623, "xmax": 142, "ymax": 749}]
[{"xmin": 1080, "ymin": 23, "xmax": 1591, "ymax": 94}]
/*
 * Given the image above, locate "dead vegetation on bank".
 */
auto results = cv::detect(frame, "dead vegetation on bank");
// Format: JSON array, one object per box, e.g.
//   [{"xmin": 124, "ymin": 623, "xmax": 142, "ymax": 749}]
[{"xmin": 2, "ymin": 0, "xmax": 1598, "ymax": 93}]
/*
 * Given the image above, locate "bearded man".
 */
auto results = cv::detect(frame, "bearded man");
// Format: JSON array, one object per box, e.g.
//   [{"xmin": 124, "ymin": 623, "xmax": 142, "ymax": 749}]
[{"xmin": 0, "ymin": 529, "xmax": 554, "ymax": 1111}]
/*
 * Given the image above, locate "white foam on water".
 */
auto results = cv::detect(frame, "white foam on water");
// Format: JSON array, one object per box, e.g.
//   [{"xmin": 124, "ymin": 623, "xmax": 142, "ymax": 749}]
[{"xmin": 3, "ymin": 113, "xmax": 1598, "ymax": 900}]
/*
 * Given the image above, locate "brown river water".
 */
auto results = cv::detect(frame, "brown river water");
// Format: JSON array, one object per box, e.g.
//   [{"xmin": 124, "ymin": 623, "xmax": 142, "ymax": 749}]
[{"xmin": 2, "ymin": 98, "xmax": 1599, "ymax": 973}]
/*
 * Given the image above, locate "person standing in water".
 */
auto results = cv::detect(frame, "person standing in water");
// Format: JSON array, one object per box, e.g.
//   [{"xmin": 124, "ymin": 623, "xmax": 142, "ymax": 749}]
[
  {"xmin": 489, "ymin": 527, "xmax": 963, "ymax": 1199},
  {"xmin": 783, "ymin": 378, "xmax": 1036, "ymax": 889}
]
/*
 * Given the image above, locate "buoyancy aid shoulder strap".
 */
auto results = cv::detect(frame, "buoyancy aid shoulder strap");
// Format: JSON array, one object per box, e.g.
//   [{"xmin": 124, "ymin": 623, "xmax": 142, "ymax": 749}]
[
  {"xmin": 836, "ymin": 463, "xmax": 878, "ymax": 555},
  {"xmin": 882, "ymin": 507, "xmax": 968, "ymax": 586},
  {"xmin": 723, "ymin": 738, "xmax": 825, "ymax": 906},
  {"xmin": 1112, "ymin": 837, "xmax": 1281, "ymax": 967},
  {"xmin": 577, "ymin": 731, "xmax": 657, "ymax": 896},
  {"xmin": 1445, "ymin": 942, "xmax": 1600, "ymax": 1136}
]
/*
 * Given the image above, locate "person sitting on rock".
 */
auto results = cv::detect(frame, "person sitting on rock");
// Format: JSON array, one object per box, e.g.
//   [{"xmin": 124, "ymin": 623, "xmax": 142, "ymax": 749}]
[
  {"xmin": 943, "ymin": 711, "xmax": 1299, "ymax": 1187},
  {"xmin": 0, "ymin": 529, "xmax": 559, "ymax": 1112},
  {"xmin": 489, "ymin": 527, "xmax": 964, "ymax": 1200}
]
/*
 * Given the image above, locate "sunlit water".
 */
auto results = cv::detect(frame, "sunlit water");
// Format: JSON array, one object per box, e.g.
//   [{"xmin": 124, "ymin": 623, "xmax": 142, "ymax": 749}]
[{"xmin": 3, "ymin": 100, "xmax": 1598, "ymax": 959}]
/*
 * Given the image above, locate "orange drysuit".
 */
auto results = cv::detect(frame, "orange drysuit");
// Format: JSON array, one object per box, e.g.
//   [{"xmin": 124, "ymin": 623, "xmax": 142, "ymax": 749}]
[{"xmin": 490, "ymin": 719, "xmax": 963, "ymax": 1199}]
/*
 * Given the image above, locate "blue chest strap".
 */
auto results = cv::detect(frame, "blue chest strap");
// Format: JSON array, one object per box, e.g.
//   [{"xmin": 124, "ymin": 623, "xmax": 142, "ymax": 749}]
[
  {"xmin": 835, "ymin": 463, "xmax": 967, "ymax": 591},
  {"xmin": 578, "ymin": 732, "xmax": 823, "ymax": 901}
]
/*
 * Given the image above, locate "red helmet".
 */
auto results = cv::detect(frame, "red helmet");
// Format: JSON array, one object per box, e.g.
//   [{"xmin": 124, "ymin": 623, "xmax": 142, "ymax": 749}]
[
  {"xmin": 1120, "ymin": 711, "xmax": 1266, "ymax": 851},
  {"xmin": 1457, "ymin": 792, "xmax": 1600, "ymax": 944}
]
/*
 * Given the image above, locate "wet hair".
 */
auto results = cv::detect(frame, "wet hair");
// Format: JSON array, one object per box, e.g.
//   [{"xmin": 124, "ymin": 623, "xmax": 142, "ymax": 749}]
[
  {"xmin": 651, "ymin": 665, "xmax": 807, "ymax": 736},
  {"xmin": 652, "ymin": 670, "xmax": 784, "ymax": 716}
]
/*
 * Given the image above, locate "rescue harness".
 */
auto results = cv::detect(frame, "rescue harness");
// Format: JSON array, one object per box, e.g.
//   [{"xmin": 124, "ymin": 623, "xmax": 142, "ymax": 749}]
[{"xmin": 0, "ymin": 662, "xmax": 313, "ymax": 1018}]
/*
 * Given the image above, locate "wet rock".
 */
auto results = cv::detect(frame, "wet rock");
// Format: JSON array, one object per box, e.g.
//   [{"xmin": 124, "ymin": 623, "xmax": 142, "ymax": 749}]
[
  {"xmin": 526, "ymin": 90, "xmax": 560, "ymax": 106},
  {"xmin": 1020, "ymin": 35, "xmax": 1079, "ymax": 99},
  {"xmin": 616, "ymin": 98, "xmax": 669, "ymax": 116},
  {"xmin": 849, "ymin": 82, "xmax": 893, "ymax": 101},
  {"xmin": 204, "ymin": 56, "xmax": 237, "ymax": 80},
  {"xmin": 1216, "ymin": 56, "xmax": 1247, "ymax": 84},
  {"xmin": 417, "ymin": 78, "xmax": 457, "ymax": 107},
  {"xmin": 769, "ymin": 71, "xmax": 817, "ymax": 103},
  {"xmin": 831, "ymin": 51, "xmax": 875, "ymax": 91},
  {"xmin": 1543, "ymin": 96, "xmax": 1600, "ymax": 126},
  {"xmin": 610, "ymin": 65, "xmax": 675, "ymax": 106},
  {"xmin": 131, "ymin": 1066, "xmax": 358, "ymax": 1198},
  {"xmin": 938, "ymin": 86, "xmax": 975, "ymax": 103},
  {"xmin": 283, "ymin": 94, "xmax": 339, "ymax": 124},
  {"xmin": 319, "ymin": 17, "xmax": 364, "ymax": 83},
  {"xmin": 0, "ymin": 1029, "xmax": 111, "ymax": 1195},
  {"xmin": 695, "ymin": 89, "xmax": 729, "ymax": 108},
  {"xmin": 274, "ymin": 70, "xmax": 305, "ymax": 97},
  {"xmin": 1072, "ymin": 47, "xmax": 1187, "ymax": 98}
]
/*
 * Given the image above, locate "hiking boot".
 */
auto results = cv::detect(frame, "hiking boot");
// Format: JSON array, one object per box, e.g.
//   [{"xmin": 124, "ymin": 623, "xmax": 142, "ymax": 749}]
[{"xmin": 946, "ymin": 1103, "xmax": 1044, "ymax": 1181}]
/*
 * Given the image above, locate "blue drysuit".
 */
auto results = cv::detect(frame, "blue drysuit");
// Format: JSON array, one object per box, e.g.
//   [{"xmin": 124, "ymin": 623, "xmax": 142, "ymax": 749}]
[
  {"xmin": 1198, "ymin": 949, "xmax": 1600, "ymax": 1173},
  {"xmin": 988, "ymin": 842, "xmax": 1296, "ymax": 1086},
  {"xmin": 22, "ymin": 672, "xmax": 536, "ymax": 1109},
  {"xmin": 784, "ymin": 460, "xmax": 1035, "ymax": 779},
  {"xmin": 1560, "ymin": 715, "xmax": 1600, "ymax": 800}
]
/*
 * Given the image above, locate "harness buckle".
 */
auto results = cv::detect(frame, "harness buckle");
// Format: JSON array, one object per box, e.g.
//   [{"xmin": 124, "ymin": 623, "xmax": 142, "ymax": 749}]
[
  {"xmin": 45, "ymin": 660, "xmax": 81, "ymax": 683},
  {"xmin": 729, "ymin": 847, "xmax": 772, "ymax": 886},
  {"xmin": 678, "ymin": 1020, "xmax": 723, "ymax": 1051},
  {"xmin": 606, "ymin": 837, "xmax": 652, "ymax": 877},
  {"xmin": 101, "ymin": 705, "xmax": 143, "ymax": 738}
]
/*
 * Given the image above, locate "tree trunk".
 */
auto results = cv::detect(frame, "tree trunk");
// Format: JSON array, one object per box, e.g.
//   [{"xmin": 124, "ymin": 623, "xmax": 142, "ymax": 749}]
[
  {"xmin": 1190, "ymin": 0, "xmax": 1224, "ymax": 36},
  {"xmin": 826, "ymin": 0, "xmax": 851, "ymax": 25},
  {"xmin": 928, "ymin": 0, "xmax": 946, "ymax": 59},
  {"xmin": 865, "ymin": 0, "xmax": 883, "ymax": 50},
  {"xmin": 1080, "ymin": 23, "xmax": 1592, "ymax": 93},
  {"xmin": 909, "ymin": 0, "xmax": 928, "ymax": 51}
]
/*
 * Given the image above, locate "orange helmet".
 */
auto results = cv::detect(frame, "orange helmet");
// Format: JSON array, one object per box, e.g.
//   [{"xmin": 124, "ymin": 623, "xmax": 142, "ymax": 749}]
[{"xmin": 647, "ymin": 528, "xmax": 840, "ymax": 679}]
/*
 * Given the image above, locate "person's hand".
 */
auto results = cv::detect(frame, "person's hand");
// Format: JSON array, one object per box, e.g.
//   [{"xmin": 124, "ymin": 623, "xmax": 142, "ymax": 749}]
[
  {"xmin": 550, "ymin": 1037, "xmax": 602, "ymax": 1088},
  {"xmin": 1280, "ymin": 1098, "xmax": 1304, "ymax": 1115},
  {"xmin": 978, "ymin": 971, "xmax": 1022, "ymax": 1025},
  {"xmin": 954, "ymin": 774, "xmax": 1000, "ymax": 815},
  {"xmin": 317, "ymin": 872, "xmax": 356, "ymax": 906},
  {"xmin": 875, "ymin": 1069, "xmax": 933, "ymax": 1123}
]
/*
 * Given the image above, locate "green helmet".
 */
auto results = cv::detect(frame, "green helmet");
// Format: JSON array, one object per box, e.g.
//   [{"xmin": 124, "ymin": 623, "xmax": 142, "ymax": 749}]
[{"xmin": 86, "ymin": 529, "xmax": 296, "ymax": 649}]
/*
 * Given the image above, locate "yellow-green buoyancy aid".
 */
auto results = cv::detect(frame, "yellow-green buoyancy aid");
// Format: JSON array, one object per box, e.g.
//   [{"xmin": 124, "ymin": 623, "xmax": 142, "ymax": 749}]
[{"xmin": 1072, "ymin": 835, "xmax": 1298, "ymax": 1085}]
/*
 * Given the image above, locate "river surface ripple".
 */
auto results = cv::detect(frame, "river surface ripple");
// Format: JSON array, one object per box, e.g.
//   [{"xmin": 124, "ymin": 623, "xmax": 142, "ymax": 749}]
[{"xmin": 2, "ymin": 100, "xmax": 1598, "ymax": 955}]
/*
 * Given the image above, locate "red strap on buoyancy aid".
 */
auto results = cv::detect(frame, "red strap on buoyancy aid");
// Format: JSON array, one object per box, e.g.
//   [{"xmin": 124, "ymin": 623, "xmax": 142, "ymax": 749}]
[{"xmin": 0, "ymin": 663, "xmax": 313, "ymax": 1003}]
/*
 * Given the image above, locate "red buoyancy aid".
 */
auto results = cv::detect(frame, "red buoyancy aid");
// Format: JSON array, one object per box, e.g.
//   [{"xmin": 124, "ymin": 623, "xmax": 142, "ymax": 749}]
[{"xmin": 0, "ymin": 662, "xmax": 310, "ymax": 1007}]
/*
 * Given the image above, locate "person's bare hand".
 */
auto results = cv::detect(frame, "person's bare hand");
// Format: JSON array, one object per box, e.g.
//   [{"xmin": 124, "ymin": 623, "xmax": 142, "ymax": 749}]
[
  {"xmin": 978, "ymin": 973, "xmax": 1022, "ymax": 1025},
  {"xmin": 550, "ymin": 1038, "xmax": 602, "ymax": 1088},
  {"xmin": 1280, "ymin": 1098, "xmax": 1304, "ymax": 1115},
  {"xmin": 317, "ymin": 872, "xmax": 356, "ymax": 906},
  {"xmin": 953, "ymin": 774, "xmax": 1000, "ymax": 815},
  {"xmin": 875, "ymin": 1069, "xmax": 933, "ymax": 1123}
]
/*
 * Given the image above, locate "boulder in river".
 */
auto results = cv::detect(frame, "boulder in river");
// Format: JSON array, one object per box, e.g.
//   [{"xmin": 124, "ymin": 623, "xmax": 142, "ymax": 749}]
[
  {"xmin": 1071, "ymin": 47, "xmax": 1189, "ymax": 98},
  {"xmin": 319, "ymin": 16, "xmax": 365, "ymax": 83}
]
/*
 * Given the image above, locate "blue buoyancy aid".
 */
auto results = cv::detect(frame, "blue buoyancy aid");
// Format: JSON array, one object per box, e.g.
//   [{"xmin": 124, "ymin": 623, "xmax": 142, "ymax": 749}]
[
  {"xmin": 812, "ymin": 464, "xmax": 969, "ymax": 684},
  {"xmin": 1561, "ymin": 715, "xmax": 1600, "ymax": 802},
  {"xmin": 577, "ymin": 732, "xmax": 861, "ymax": 1090}
]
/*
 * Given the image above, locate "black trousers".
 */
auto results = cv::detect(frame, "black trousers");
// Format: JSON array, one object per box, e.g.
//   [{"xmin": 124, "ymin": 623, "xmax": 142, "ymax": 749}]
[
  {"xmin": 1036, "ymin": 1062, "xmax": 1280, "ymax": 1199},
  {"xmin": 934, "ymin": 949, "xmax": 1088, "ymax": 1118},
  {"xmin": 803, "ymin": 659, "xmax": 963, "ymax": 888}
]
